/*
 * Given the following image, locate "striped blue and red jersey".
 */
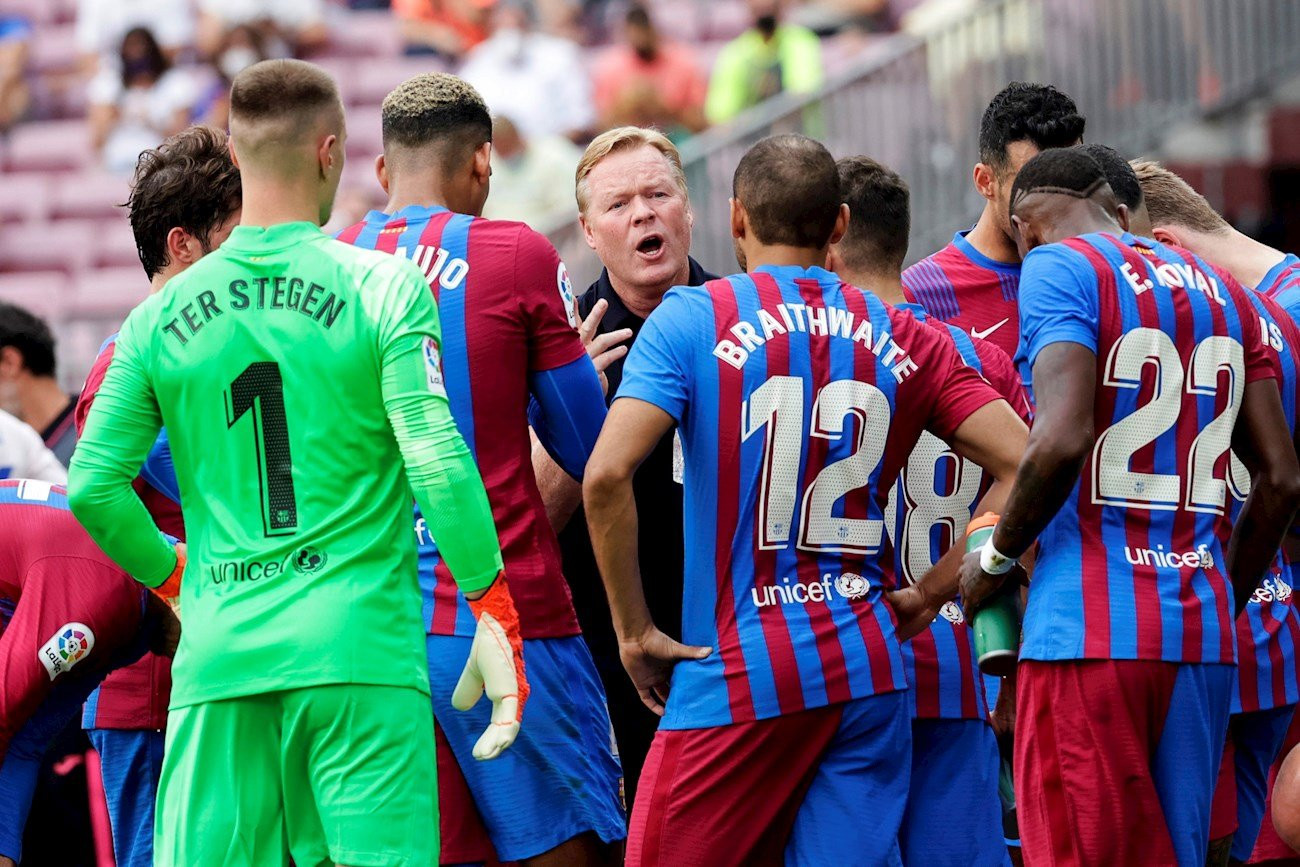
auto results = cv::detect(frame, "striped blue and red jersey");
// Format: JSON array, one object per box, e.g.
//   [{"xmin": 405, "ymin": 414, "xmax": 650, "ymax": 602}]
[
  {"xmin": 884, "ymin": 304, "xmax": 1031, "ymax": 720},
  {"xmin": 616, "ymin": 265, "xmax": 1002, "ymax": 730},
  {"xmin": 76, "ymin": 332, "xmax": 181, "ymax": 731},
  {"xmin": 1232, "ymin": 289, "xmax": 1300, "ymax": 712},
  {"xmin": 338, "ymin": 206, "xmax": 587, "ymax": 639},
  {"xmin": 1258, "ymin": 252, "xmax": 1300, "ymax": 321},
  {"xmin": 901, "ymin": 230, "xmax": 1022, "ymax": 358},
  {"xmin": 1016, "ymin": 232, "xmax": 1276, "ymax": 665}
]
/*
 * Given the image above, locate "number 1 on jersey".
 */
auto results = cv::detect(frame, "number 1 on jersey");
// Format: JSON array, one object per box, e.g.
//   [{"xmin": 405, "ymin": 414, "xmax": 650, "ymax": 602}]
[{"xmin": 227, "ymin": 361, "xmax": 299, "ymax": 536}]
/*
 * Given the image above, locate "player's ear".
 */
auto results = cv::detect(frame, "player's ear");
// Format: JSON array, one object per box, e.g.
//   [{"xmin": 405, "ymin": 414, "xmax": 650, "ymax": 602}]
[
  {"xmin": 579, "ymin": 212, "xmax": 598, "ymax": 251},
  {"xmin": 1152, "ymin": 226, "xmax": 1182, "ymax": 248},
  {"xmin": 825, "ymin": 242, "xmax": 843, "ymax": 274},
  {"xmin": 166, "ymin": 227, "xmax": 199, "ymax": 268},
  {"xmin": 827, "ymin": 203, "xmax": 850, "ymax": 247},
  {"xmin": 472, "ymin": 141, "xmax": 491, "ymax": 184},
  {"xmin": 375, "ymin": 154, "xmax": 390, "ymax": 194},
  {"xmin": 1115, "ymin": 203, "xmax": 1131, "ymax": 233},
  {"xmin": 729, "ymin": 197, "xmax": 747, "ymax": 241},
  {"xmin": 318, "ymin": 134, "xmax": 338, "ymax": 178},
  {"xmin": 1010, "ymin": 214, "xmax": 1032, "ymax": 258},
  {"xmin": 227, "ymin": 133, "xmax": 241, "ymax": 170},
  {"xmin": 973, "ymin": 162, "xmax": 997, "ymax": 202}
]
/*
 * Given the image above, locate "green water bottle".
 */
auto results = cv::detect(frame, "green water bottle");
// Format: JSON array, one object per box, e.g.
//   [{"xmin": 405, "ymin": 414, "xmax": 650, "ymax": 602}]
[{"xmin": 966, "ymin": 512, "xmax": 1019, "ymax": 677}]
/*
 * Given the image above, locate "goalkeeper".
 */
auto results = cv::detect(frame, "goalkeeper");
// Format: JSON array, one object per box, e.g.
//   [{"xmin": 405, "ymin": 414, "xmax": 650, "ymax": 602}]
[{"xmin": 68, "ymin": 59, "xmax": 527, "ymax": 867}]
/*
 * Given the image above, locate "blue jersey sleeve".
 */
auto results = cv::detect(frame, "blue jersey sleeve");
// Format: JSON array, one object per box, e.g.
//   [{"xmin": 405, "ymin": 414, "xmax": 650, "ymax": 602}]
[
  {"xmin": 1016, "ymin": 243, "xmax": 1101, "ymax": 379},
  {"xmin": 138, "ymin": 428, "xmax": 180, "ymax": 505},
  {"xmin": 614, "ymin": 287, "xmax": 696, "ymax": 422},
  {"xmin": 527, "ymin": 355, "xmax": 607, "ymax": 481}
]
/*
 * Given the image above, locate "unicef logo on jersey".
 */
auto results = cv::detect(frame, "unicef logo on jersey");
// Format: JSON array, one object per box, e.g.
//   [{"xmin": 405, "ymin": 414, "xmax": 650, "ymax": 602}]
[
  {"xmin": 293, "ymin": 546, "xmax": 328, "ymax": 574},
  {"xmin": 750, "ymin": 573, "xmax": 874, "ymax": 608},
  {"xmin": 834, "ymin": 572, "xmax": 870, "ymax": 600}
]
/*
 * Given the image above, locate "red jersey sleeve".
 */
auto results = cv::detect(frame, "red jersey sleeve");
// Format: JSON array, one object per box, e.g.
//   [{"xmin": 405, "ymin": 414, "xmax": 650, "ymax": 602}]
[
  {"xmin": 899, "ymin": 312, "xmax": 1002, "ymax": 440},
  {"xmin": 971, "ymin": 336, "xmax": 1033, "ymax": 424},
  {"xmin": 75, "ymin": 339, "xmax": 116, "ymax": 436},
  {"xmin": 515, "ymin": 226, "xmax": 587, "ymax": 373}
]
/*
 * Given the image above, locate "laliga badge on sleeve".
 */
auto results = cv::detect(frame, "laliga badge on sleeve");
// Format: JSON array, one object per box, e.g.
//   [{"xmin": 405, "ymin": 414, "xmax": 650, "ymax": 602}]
[{"xmin": 424, "ymin": 336, "xmax": 446, "ymax": 397}]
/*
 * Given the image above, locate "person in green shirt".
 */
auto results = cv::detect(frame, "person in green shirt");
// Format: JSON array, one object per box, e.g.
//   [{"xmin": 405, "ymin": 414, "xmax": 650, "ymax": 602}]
[
  {"xmin": 68, "ymin": 59, "xmax": 529, "ymax": 867},
  {"xmin": 704, "ymin": 0, "xmax": 824, "ymax": 125}
]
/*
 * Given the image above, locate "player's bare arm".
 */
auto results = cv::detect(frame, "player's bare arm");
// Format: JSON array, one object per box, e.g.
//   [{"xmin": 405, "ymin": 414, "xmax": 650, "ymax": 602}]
[
  {"xmin": 959, "ymin": 342, "xmax": 1098, "ymax": 612},
  {"xmin": 532, "ymin": 298, "xmax": 633, "ymax": 532},
  {"xmin": 890, "ymin": 398, "xmax": 1029, "ymax": 639},
  {"xmin": 583, "ymin": 397, "xmax": 710, "ymax": 715},
  {"xmin": 1226, "ymin": 379, "xmax": 1300, "ymax": 616}
]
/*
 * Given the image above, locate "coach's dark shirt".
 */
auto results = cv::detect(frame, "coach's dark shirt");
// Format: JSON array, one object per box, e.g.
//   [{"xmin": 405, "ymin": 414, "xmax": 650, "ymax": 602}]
[{"xmin": 560, "ymin": 257, "xmax": 715, "ymax": 807}]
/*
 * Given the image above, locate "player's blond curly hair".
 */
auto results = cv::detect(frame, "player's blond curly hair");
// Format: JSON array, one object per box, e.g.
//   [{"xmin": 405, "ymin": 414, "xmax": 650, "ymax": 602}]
[
  {"xmin": 575, "ymin": 127, "xmax": 689, "ymax": 216},
  {"xmin": 382, "ymin": 73, "xmax": 491, "ymax": 165},
  {"xmin": 382, "ymin": 73, "xmax": 488, "ymax": 128}
]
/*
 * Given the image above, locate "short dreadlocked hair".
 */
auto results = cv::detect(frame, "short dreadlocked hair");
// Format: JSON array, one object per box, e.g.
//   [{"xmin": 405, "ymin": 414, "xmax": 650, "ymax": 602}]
[
  {"xmin": 382, "ymin": 73, "xmax": 492, "ymax": 173},
  {"xmin": 126, "ymin": 125, "xmax": 241, "ymax": 280},
  {"xmin": 1076, "ymin": 144, "xmax": 1142, "ymax": 211},
  {"xmin": 1009, "ymin": 148, "xmax": 1108, "ymax": 216}
]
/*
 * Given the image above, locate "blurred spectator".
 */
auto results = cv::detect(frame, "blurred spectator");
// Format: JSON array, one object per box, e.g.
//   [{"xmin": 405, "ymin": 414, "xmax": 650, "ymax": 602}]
[
  {"xmin": 705, "ymin": 0, "xmax": 823, "ymax": 125},
  {"xmin": 195, "ymin": 0, "xmax": 327, "ymax": 60},
  {"xmin": 393, "ymin": 0, "xmax": 491, "ymax": 60},
  {"xmin": 591, "ymin": 4, "xmax": 706, "ymax": 140},
  {"xmin": 0, "ymin": 15, "xmax": 30, "ymax": 133},
  {"xmin": 195, "ymin": 24, "xmax": 271, "ymax": 128},
  {"xmin": 0, "ymin": 302, "xmax": 79, "ymax": 468},
  {"xmin": 76, "ymin": 0, "xmax": 194, "ymax": 75},
  {"xmin": 459, "ymin": 0, "xmax": 594, "ymax": 141},
  {"xmin": 481, "ymin": 114, "xmax": 581, "ymax": 226},
  {"xmin": 88, "ymin": 27, "xmax": 196, "ymax": 174}
]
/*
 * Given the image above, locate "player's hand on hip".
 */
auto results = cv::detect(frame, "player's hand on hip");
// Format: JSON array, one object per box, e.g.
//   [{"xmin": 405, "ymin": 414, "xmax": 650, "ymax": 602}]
[
  {"xmin": 454, "ymin": 574, "xmax": 529, "ymax": 761},
  {"xmin": 958, "ymin": 550, "xmax": 1008, "ymax": 617},
  {"xmin": 150, "ymin": 541, "xmax": 185, "ymax": 619},
  {"xmin": 579, "ymin": 299, "xmax": 633, "ymax": 396},
  {"xmin": 619, "ymin": 627, "xmax": 711, "ymax": 716}
]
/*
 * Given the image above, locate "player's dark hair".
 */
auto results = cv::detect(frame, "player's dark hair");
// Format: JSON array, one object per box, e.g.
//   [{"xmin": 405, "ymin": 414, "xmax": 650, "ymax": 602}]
[
  {"xmin": 979, "ymin": 82, "xmax": 1085, "ymax": 171},
  {"xmin": 230, "ymin": 59, "xmax": 340, "ymax": 126},
  {"xmin": 733, "ymin": 134, "xmax": 841, "ymax": 249},
  {"xmin": 835, "ymin": 156, "xmax": 909, "ymax": 274},
  {"xmin": 0, "ymin": 302, "xmax": 56, "ymax": 377},
  {"xmin": 1077, "ymin": 143, "xmax": 1142, "ymax": 211},
  {"xmin": 1009, "ymin": 148, "xmax": 1107, "ymax": 216},
  {"xmin": 382, "ymin": 73, "xmax": 492, "ymax": 175},
  {"xmin": 126, "ymin": 125, "xmax": 242, "ymax": 280}
]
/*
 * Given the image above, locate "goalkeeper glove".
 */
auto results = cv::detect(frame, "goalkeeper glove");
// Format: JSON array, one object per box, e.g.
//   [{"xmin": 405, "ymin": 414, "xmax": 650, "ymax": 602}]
[
  {"xmin": 151, "ymin": 542, "xmax": 185, "ymax": 618},
  {"xmin": 453, "ymin": 573, "xmax": 529, "ymax": 760}
]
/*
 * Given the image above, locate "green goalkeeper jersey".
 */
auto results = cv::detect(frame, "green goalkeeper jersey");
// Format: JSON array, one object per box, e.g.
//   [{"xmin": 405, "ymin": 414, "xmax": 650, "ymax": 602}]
[{"xmin": 69, "ymin": 222, "xmax": 504, "ymax": 708}]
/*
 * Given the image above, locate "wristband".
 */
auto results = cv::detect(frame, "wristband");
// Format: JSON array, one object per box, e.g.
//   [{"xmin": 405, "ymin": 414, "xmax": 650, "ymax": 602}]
[{"xmin": 980, "ymin": 537, "xmax": 1018, "ymax": 575}]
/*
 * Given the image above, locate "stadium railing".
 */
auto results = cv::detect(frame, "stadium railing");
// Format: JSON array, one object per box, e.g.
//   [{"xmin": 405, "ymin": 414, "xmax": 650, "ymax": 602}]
[{"xmin": 543, "ymin": 0, "xmax": 1300, "ymax": 289}]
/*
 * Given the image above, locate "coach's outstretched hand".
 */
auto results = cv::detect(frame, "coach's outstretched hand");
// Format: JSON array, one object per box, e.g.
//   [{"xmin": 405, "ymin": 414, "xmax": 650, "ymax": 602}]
[
  {"xmin": 620, "ymin": 627, "xmax": 712, "ymax": 716},
  {"xmin": 456, "ymin": 574, "xmax": 530, "ymax": 760}
]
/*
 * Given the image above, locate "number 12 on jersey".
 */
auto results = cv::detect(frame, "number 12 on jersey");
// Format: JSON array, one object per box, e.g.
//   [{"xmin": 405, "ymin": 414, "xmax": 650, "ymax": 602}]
[
  {"xmin": 226, "ymin": 361, "xmax": 299, "ymax": 537},
  {"xmin": 743, "ymin": 374, "xmax": 890, "ymax": 555}
]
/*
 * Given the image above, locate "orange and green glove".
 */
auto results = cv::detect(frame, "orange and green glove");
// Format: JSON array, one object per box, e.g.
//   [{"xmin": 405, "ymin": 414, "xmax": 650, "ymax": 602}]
[{"xmin": 453, "ymin": 573, "xmax": 529, "ymax": 760}]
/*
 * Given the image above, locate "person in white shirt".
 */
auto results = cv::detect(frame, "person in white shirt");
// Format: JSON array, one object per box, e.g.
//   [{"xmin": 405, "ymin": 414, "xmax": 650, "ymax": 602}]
[
  {"xmin": 459, "ymin": 1, "xmax": 594, "ymax": 142},
  {"xmin": 481, "ymin": 114, "xmax": 581, "ymax": 227},
  {"xmin": 0, "ymin": 409, "xmax": 65, "ymax": 484},
  {"xmin": 76, "ymin": 0, "xmax": 193, "ymax": 75},
  {"xmin": 196, "ymin": 0, "xmax": 327, "ymax": 59}
]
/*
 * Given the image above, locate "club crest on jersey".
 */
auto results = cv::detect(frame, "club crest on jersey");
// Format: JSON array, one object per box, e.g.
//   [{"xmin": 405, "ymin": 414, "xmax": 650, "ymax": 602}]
[
  {"xmin": 557, "ymin": 263, "xmax": 578, "ymax": 328},
  {"xmin": 423, "ymin": 336, "xmax": 446, "ymax": 396},
  {"xmin": 38, "ymin": 622, "xmax": 94, "ymax": 680}
]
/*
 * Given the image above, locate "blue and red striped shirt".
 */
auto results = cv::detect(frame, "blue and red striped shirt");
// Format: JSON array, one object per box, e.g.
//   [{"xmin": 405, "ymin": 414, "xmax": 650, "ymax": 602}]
[
  {"xmin": 338, "ymin": 206, "xmax": 588, "ymax": 639},
  {"xmin": 617, "ymin": 265, "xmax": 1001, "ymax": 730},
  {"xmin": 885, "ymin": 304, "xmax": 1031, "ymax": 720},
  {"xmin": 1232, "ymin": 289, "xmax": 1300, "ymax": 712},
  {"xmin": 1016, "ymin": 233, "xmax": 1276, "ymax": 665},
  {"xmin": 1258, "ymin": 252, "xmax": 1300, "ymax": 322},
  {"xmin": 901, "ymin": 230, "xmax": 1022, "ymax": 359}
]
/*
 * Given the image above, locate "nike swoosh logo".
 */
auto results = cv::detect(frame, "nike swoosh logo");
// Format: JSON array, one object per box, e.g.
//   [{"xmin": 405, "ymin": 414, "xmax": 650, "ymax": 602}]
[{"xmin": 970, "ymin": 318, "xmax": 1010, "ymax": 340}]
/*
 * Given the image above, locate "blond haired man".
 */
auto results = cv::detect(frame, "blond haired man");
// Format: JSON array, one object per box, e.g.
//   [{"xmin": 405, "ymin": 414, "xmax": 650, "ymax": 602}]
[{"xmin": 538, "ymin": 126, "xmax": 717, "ymax": 811}]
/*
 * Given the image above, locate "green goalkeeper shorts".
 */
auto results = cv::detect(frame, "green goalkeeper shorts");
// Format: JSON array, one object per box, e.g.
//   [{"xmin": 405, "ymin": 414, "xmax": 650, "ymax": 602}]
[{"xmin": 154, "ymin": 684, "xmax": 438, "ymax": 867}]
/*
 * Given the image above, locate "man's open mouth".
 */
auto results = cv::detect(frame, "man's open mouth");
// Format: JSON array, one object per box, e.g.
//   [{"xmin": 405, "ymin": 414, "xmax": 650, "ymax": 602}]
[{"xmin": 636, "ymin": 235, "xmax": 665, "ymax": 256}]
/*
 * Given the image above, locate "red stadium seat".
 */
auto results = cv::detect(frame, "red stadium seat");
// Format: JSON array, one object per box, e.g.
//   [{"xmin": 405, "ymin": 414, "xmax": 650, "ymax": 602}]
[
  {"xmin": 50, "ymin": 172, "xmax": 131, "ymax": 221},
  {"xmin": 3, "ymin": 120, "xmax": 92, "ymax": 172},
  {"xmin": 0, "ymin": 173, "xmax": 52, "ymax": 224},
  {"xmin": 344, "ymin": 103, "xmax": 384, "ymax": 163},
  {"xmin": 70, "ymin": 267, "xmax": 147, "ymax": 317},
  {"xmin": 29, "ymin": 24, "xmax": 78, "ymax": 75},
  {"xmin": 0, "ymin": 271, "xmax": 72, "ymax": 320},
  {"xmin": 0, "ymin": 220, "xmax": 96, "ymax": 272},
  {"xmin": 351, "ymin": 57, "xmax": 450, "ymax": 108},
  {"xmin": 91, "ymin": 219, "xmax": 143, "ymax": 269},
  {"xmin": 323, "ymin": 10, "xmax": 402, "ymax": 59}
]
